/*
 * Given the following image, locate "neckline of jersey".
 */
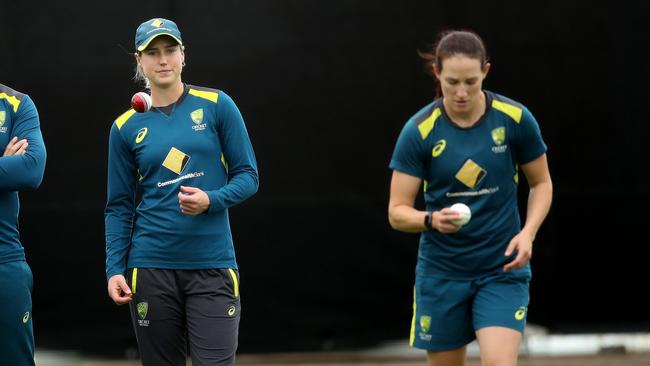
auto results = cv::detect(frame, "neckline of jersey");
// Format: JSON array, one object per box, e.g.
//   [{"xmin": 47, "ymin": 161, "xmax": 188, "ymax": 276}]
[
  {"xmin": 439, "ymin": 90, "xmax": 493, "ymax": 130},
  {"xmin": 152, "ymin": 84, "xmax": 190, "ymax": 117}
]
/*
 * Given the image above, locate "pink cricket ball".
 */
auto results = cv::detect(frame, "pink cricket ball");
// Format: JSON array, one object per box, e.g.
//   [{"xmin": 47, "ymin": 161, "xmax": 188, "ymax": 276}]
[{"xmin": 131, "ymin": 92, "xmax": 152, "ymax": 113}]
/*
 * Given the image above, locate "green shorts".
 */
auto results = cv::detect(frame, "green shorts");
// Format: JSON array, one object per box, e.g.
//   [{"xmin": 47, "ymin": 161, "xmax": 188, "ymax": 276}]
[{"xmin": 410, "ymin": 270, "xmax": 530, "ymax": 351}]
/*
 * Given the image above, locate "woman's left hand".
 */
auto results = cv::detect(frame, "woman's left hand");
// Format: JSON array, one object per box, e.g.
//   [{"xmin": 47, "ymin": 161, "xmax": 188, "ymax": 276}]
[
  {"xmin": 503, "ymin": 231, "xmax": 534, "ymax": 272},
  {"xmin": 178, "ymin": 185, "xmax": 210, "ymax": 215}
]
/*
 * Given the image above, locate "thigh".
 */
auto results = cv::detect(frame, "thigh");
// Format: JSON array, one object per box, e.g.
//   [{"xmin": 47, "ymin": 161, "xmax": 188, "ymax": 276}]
[
  {"xmin": 127, "ymin": 268, "xmax": 187, "ymax": 366},
  {"xmin": 472, "ymin": 270, "xmax": 530, "ymax": 334},
  {"xmin": 472, "ymin": 271, "xmax": 529, "ymax": 365},
  {"xmin": 0, "ymin": 261, "xmax": 35, "ymax": 366},
  {"xmin": 182, "ymin": 268, "xmax": 240, "ymax": 366},
  {"xmin": 476, "ymin": 326, "xmax": 521, "ymax": 366},
  {"xmin": 410, "ymin": 276, "xmax": 475, "ymax": 352}
]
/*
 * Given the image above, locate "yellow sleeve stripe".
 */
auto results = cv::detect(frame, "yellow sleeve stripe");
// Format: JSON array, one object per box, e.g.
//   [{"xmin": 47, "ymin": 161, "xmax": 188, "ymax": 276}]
[
  {"xmin": 115, "ymin": 109, "xmax": 137, "ymax": 130},
  {"xmin": 417, "ymin": 108, "xmax": 441, "ymax": 140},
  {"xmin": 0, "ymin": 92, "xmax": 21, "ymax": 112},
  {"xmin": 492, "ymin": 100, "xmax": 522, "ymax": 123},
  {"xmin": 132, "ymin": 267, "xmax": 138, "ymax": 294},
  {"xmin": 189, "ymin": 89, "xmax": 219, "ymax": 103},
  {"xmin": 228, "ymin": 269, "xmax": 240, "ymax": 298}
]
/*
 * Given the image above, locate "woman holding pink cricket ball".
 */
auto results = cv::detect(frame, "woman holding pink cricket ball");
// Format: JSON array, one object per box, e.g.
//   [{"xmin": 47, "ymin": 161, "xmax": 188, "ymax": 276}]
[
  {"xmin": 388, "ymin": 30, "xmax": 552, "ymax": 366},
  {"xmin": 105, "ymin": 17, "xmax": 258, "ymax": 366}
]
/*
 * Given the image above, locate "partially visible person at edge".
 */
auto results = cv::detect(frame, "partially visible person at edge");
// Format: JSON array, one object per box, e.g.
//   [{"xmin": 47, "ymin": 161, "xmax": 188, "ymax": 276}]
[
  {"xmin": 388, "ymin": 30, "xmax": 552, "ymax": 366},
  {"xmin": 0, "ymin": 83, "xmax": 47, "ymax": 366},
  {"xmin": 104, "ymin": 18, "xmax": 258, "ymax": 366}
]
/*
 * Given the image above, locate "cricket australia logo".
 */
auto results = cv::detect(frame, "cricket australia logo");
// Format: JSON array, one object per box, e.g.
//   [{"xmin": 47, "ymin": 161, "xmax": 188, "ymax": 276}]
[
  {"xmin": 137, "ymin": 302, "xmax": 150, "ymax": 327},
  {"xmin": 491, "ymin": 127, "xmax": 508, "ymax": 153},
  {"xmin": 191, "ymin": 108, "xmax": 207, "ymax": 131},
  {"xmin": 0, "ymin": 110, "xmax": 6, "ymax": 133},
  {"xmin": 419, "ymin": 315, "xmax": 432, "ymax": 341}
]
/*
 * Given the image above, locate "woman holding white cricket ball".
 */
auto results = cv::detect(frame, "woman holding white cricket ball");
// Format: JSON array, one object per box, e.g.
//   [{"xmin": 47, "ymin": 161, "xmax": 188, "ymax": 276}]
[{"xmin": 388, "ymin": 30, "xmax": 552, "ymax": 366}]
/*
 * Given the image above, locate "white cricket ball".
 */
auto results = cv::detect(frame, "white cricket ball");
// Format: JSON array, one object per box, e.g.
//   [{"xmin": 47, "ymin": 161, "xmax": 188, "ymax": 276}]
[{"xmin": 449, "ymin": 203, "xmax": 471, "ymax": 227}]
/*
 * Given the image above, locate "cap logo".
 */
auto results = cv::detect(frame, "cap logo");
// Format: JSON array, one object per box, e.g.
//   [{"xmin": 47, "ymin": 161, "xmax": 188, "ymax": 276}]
[{"xmin": 150, "ymin": 19, "xmax": 163, "ymax": 27}]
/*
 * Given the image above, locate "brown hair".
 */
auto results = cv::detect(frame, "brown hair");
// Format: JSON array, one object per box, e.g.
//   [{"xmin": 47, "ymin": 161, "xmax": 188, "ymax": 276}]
[{"xmin": 418, "ymin": 30, "xmax": 488, "ymax": 98}]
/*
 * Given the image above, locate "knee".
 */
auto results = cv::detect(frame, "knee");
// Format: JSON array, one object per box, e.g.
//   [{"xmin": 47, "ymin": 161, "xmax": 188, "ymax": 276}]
[{"xmin": 481, "ymin": 357, "xmax": 517, "ymax": 366}]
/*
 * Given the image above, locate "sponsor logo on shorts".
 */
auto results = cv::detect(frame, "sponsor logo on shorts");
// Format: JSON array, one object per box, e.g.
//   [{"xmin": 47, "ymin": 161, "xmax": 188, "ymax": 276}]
[
  {"xmin": 23, "ymin": 311, "xmax": 30, "ymax": 323},
  {"xmin": 137, "ymin": 302, "xmax": 150, "ymax": 327},
  {"xmin": 515, "ymin": 306, "xmax": 527, "ymax": 321},
  {"xmin": 228, "ymin": 305, "xmax": 236, "ymax": 317},
  {"xmin": 419, "ymin": 315, "xmax": 432, "ymax": 341}
]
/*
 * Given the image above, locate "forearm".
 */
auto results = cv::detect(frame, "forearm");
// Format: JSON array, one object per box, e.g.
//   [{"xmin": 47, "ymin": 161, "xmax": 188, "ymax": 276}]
[
  {"xmin": 105, "ymin": 213, "xmax": 134, "ymax": 280},
  {"xmin": 0, "ymin": 148, "xmax": 46, "ymax": 191},
  {"xmin": 521, "ymin": 180, "xmax": 553, "ymax": 239},
  {"xmin": 105, "ymin": 243, "xmax": 130, "ymax": 280},
  {"xmin": 389, "ymin": 204, "xmax": 427, "ymax": 233},
  {"xmin": 206, "ymin": 167, "xmax": 258, "ymax": 213},
  {"xmin": 0, "ymin": 117, "xmax": 46, "ymax": 191}
]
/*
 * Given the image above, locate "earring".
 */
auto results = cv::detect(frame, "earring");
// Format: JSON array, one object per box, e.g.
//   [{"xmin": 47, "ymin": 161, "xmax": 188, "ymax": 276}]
[{"xmin": 182, "ymin": 61, "xmax": 186, "ymax": 67}]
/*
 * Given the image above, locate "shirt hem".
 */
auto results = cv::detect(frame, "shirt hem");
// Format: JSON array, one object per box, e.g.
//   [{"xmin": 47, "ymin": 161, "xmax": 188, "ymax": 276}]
[{"xmin": 126, "ymin": 261, "xmax": 238, "ymax": 270}]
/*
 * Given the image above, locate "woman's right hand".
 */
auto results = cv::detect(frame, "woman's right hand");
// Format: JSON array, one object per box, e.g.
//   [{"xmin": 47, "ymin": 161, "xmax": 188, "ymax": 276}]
[
  {"xmin": 432, "ymin": 208, "xmax": 462, "ymax": 234},
  {"xmin": 107, "ymin": 274, "xmax": 133, "ymax": 305}
]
